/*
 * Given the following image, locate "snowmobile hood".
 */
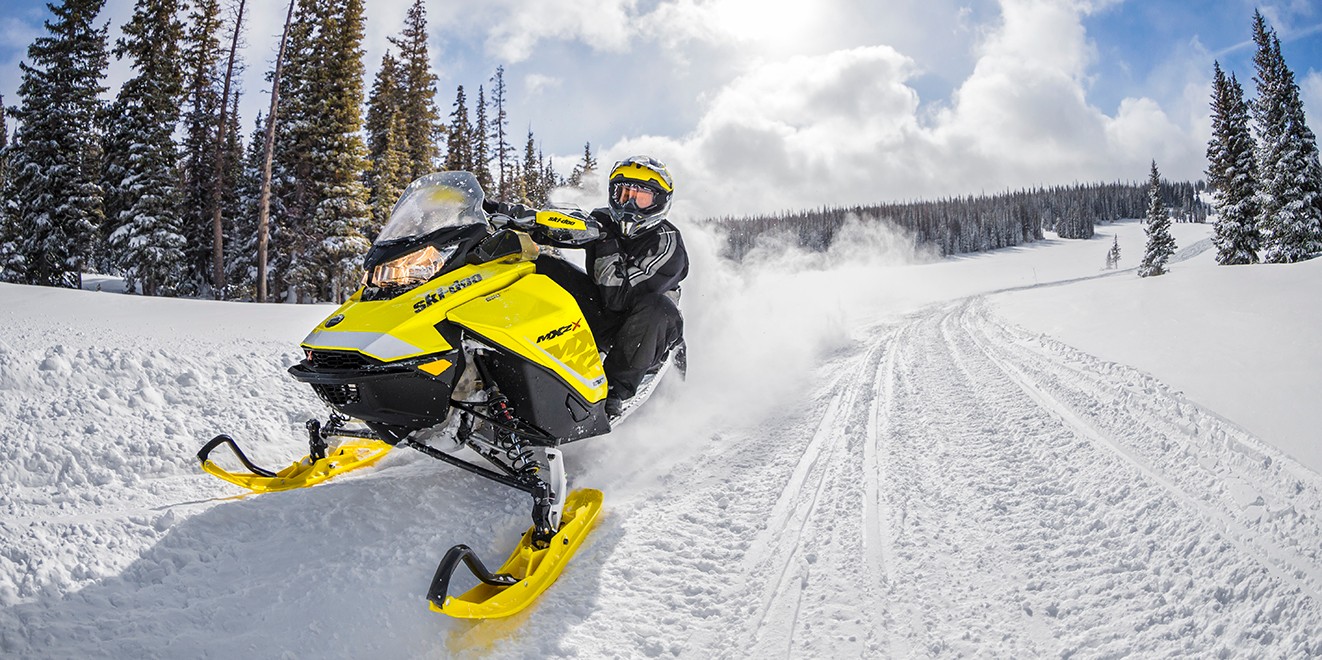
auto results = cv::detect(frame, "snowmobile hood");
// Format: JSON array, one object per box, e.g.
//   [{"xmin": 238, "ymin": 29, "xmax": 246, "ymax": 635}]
[{"xmin": 302, "ymin": 262, "xmax": 530, "ymax": 362}]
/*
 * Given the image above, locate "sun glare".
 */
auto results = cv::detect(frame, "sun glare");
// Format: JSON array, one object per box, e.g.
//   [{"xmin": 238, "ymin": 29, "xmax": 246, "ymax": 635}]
[{"xmin": 712, "ymin": 0, "xmax": 821, "ymax": 46}]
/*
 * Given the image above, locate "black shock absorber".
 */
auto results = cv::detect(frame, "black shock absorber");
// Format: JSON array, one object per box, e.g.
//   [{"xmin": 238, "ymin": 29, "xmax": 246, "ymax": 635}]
[
  {"xmin": 489, "ymin": 394, "xmax": 538, "ymax": 476},
  {"xmin": 474, "ymin": 353, "xmax": 555, "ymax": 546},
  {"xmin": 472, "ymin": 354, "xmax": 538, "ymax": 477}
]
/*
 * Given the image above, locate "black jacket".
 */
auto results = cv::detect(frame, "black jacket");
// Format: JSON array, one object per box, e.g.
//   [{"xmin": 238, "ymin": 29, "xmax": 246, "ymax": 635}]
[{"xmin": 487, "ymin": 202, "xmax": 688, "ymax": 313}]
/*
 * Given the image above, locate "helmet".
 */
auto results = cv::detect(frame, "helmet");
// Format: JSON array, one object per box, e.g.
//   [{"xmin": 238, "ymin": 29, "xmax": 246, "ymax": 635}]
[{"xmin": 607, "ymin": 155, "xmax": 673, "ymax": 237}]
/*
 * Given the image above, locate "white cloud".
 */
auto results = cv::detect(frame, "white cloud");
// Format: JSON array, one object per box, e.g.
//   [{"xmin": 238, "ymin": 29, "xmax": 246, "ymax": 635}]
[
  {"xmin": 479, "ymin": 0, "xmax": 637, "ymax": 63},
  {"xmin": 602, "ymin": 0, "xmax": 1207, "ymax": 219},
  {"xmin": 524, "ymin": 73, "xmax": 561, "ymax": 97},
  {"xmin": 1304, "ymin": 70, "xmax": 1322, "ymax": 139}
]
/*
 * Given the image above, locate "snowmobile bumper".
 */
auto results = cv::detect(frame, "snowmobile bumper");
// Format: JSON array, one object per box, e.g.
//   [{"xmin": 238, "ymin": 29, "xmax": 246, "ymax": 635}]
[
  {"xmin": 428, "ymin": 488, "xmax": 603, "ymax": 619},
  {"xmin": 288, "ymin": 350, "xmax": 462, "ymax": 438},
  {"xmin": 197, "ymin": 422, "xmax": 392, "ymax": 493}
]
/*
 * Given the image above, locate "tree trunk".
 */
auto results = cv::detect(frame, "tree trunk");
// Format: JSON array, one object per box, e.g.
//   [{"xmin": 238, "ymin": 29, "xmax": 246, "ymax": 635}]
[
  {"xmin": 258, "ymin": 0, "xmax": 296, "ymax": 303},
  {"xmin": 211, "ymin": 0, "xmax": 245, "ymax": 298}
]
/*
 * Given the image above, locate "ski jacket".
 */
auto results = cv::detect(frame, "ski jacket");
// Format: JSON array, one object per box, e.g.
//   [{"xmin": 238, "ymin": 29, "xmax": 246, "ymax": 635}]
[{"xmin": 486, "ymin": 201, "xmax": 689, "ymax": 313}]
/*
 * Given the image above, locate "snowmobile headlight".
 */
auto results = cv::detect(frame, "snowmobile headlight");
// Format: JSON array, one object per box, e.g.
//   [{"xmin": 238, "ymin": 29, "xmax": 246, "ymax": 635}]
[{"xmin": 369, "ymin": 245, "xmax": 456, "ymax": 290}]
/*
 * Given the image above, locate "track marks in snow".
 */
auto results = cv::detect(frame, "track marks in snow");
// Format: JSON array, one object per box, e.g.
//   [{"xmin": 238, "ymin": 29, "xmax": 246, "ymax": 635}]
[{"xmin": 661, "ymin": 297, "xmax": 1321, "ymax": 658}]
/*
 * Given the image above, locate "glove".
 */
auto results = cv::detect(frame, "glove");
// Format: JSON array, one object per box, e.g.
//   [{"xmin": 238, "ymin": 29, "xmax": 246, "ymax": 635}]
[{"xmin": 481, "ymin": 198, "xmax": 500, "ymax": 214}]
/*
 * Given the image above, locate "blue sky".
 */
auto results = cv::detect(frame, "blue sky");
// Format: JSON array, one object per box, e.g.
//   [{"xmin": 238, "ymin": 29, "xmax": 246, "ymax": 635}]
[{"xmin": 2, "ymin": 0, "xmax": 1320, "ymax": 217}]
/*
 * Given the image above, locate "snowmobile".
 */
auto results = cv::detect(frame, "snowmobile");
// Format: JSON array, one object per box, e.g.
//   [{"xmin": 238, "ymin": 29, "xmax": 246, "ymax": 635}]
[{"xmin": 196, "ymin": 171, "xmax": 684, "ymax": 619}]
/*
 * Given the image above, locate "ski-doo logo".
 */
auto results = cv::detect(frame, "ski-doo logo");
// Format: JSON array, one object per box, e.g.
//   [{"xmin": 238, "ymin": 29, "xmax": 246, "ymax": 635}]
[
  {"xmin": 413, "ymin": 274, "xmax": 483, "ymax": 313},
  {"xmin": 541, "ymin": 214, "xmax": 576, "ymax": 227},
  {"xmin": 537, "ymin": 319, "xmax": 583, "ymax": 343}
]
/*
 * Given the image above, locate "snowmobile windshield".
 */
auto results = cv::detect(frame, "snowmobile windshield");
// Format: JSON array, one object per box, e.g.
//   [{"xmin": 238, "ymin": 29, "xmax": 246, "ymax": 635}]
[{"xmin": 376, "ymin": 172, "xmax": 487, "ymax": 245}]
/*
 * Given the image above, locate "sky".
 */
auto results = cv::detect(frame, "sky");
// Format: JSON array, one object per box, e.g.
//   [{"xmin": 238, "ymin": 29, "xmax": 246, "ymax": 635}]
[{"xmin": 2, "ymin": 0, "xmax": 1321, "ymax": 218}]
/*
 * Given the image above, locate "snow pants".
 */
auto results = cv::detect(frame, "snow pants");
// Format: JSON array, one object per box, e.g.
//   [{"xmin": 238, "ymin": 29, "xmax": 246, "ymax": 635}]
[{"xmin": 601, "ymin": 292, "xmax": 684, "ymax": 400}]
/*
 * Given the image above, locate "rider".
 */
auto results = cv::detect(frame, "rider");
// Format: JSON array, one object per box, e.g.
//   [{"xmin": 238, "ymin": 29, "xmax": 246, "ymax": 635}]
[{"xmin": 483, "ymin": 155, "xmax": 688, "ymax": 417}]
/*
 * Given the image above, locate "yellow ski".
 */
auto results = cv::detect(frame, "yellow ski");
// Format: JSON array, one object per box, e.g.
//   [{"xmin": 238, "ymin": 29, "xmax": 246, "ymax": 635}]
[
  {"xmin": 198, "ymin": 433, "xmax": 392, "ymax": 493},
  {"xmin": 429, "ymin": 488, "xmax": 603, "ymax": 619}
]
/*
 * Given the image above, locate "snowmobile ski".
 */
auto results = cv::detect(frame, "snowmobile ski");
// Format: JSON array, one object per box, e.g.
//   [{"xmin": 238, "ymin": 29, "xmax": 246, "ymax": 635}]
[
  {"xmin": 197, "ymin": 418, "xmax": 392, "ymax": 493},
  {"xmin": 428, "ymin": 488, "xmax": 603, "ymax": 619}
]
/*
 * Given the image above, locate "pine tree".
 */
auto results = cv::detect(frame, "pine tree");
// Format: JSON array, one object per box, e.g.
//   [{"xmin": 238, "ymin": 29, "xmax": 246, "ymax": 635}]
[
  {"xmin": 286, "ymin": 0, "xmax": 372, "ymax": 302},
  {"xmin": 1138, "ymin": 161, "xmax": 1176, "ymax": 277},
  {"xmin": 365, "ymin": 50, "xmax": 411, "ymax": 228},
  {"xmin": 227, "ymin": 112, "xmax": 267, "ymax": 298},
  {"xmin": 0, "ymin": 95, "xmax": 8, "ymax": 259},
  {"xmin": 521, "ymin": 129, "xmax": 541, "ymax": 205},
  {"xmin": 0, "ymin": 95, "xmax": 7, "ymax": 203},
  {"xmin": 1105, "ymin": 235, "xmax": 1121, "ymax": 270},
  {"xmin": 1208, "ymin": 61, "xmax": 1260, "ymax": 264},
  {"xmin": 266, "ymin": 0, "xmax": 319, "ymax": 300},
  {"xmin": 391, "ymin": 0, "xmax": 441, "ymax": 181},
  {"xmin": 445, "ymin": 85, "xmax": 472, "ymax": 171},
  {"xmin": 568, "ymin": 142, "xmax": 597, "ymax": 189},
  {"xmin": 178, "ymin": 0, "xmax": 225, "ymax": 293},
  {"xmin": 472, "ymin": 84, "xmax": 493, "ymax": 192},
  {"xmin": 1, "ymin": 0, "xmax": 109, "ymax": 288},
  {"xmin": 1251, "ymin": 11, "xmax": 1322, "ymax": 263},
  {"xmin": 488, "ymin": 65, "xmax": 514, "ymax": 201},
  {"xmin": 102, "ymin": 0, "xmax": 188, "ymax": 296}
]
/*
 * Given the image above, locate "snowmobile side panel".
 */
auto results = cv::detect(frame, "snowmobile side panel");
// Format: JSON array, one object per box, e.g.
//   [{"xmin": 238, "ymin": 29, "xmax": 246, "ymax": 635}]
[
  {"xmin": 448, "ymin": 274, "xmax": 608, "ymax": 404},
  {"xmin": 301, "ymin": 262, "xmax": 534, "ymax": 363},
  {"xmin": 431, "ymin": 488, "xmax": 603, "ymax": 619},
  {"xmin": 199, "ymin": 438, "xmax": 392, "ymax": 493}
]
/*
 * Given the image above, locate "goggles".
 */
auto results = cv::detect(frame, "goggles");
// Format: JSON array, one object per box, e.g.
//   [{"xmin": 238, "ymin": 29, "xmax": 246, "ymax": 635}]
[{"xmin": 611, "ymin": 182, "xmax": 661, "ymax": 212}]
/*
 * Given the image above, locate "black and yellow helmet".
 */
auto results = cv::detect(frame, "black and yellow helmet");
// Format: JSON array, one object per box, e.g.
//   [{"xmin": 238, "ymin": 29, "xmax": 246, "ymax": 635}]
[{"xmin": 608, "ymin": 155, "xmax": 673, "ymax": 237}]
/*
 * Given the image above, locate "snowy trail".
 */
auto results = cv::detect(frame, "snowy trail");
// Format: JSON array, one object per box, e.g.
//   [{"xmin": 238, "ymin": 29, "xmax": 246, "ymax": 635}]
[{"xmin": 566, "ymin": 296, "xmax": 1322, "ymax": 658}]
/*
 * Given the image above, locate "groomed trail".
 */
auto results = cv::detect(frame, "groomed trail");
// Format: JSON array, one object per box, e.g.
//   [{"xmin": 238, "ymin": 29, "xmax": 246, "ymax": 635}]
[
  {"xmin": 520, "ymin": 296, "xmax": 1321, "ymax": 658},
  {"xmin": 1, "ymin": 221, "xmax": 1320, "ymax": 657}
]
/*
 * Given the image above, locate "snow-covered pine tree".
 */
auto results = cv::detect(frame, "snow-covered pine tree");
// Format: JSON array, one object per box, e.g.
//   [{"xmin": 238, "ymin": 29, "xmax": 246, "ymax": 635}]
[
  {"xmin": 102, "ymin": 0, "xmax": 188, "ymax": 297},
  {"xmin": 0, "ymin": 95, "xmax": 8, "ymax": 269},
  {"xmin": 445, "ymin": 85, "xmax": 473, "ymax": 172},
  {"xmin": 1138, "ymin": 160, "xmax": 1176, "ymax": 277},
  {"xmin": 1207, "ymin": 61, "xmax": 1259, "ymax": 264},
  {"xmin": 365, "ymin": 50, "xmax": 411, "ymax": 229},
  {"xmin": 1251, "ymin": 11, "xmax": 1322, "ymax": 263},
  {"xmin": 472, "ymin": 85, "xmax": 493, "ymax": 192},
  {"xmin": 391, "ymin": 0, "xmax": 441, "ymax": 181},
  {"xmin": 488, "ymin": 66, "xmax": 514, "ymax": 201},
  {"xmin": 226, "ymin": 112, "xmax": 266, "ymax": 299},
  {"xmin": 1105, "ymin": 235, "xmax": 1121, "ymax": 270},
  {"xmin": 178, "ymin": 0, "xmax": 225, "ymax": 294},
  {"xmin": 0, "ymin": 95, "xmax": 7, "ymax": 210},
  {"xmin": 267, "ymin": 0, "xmax": 322, "ymax": 300},
  {"xmin": 1, "ymin": 0, "xmax": 108, "ymax": 287},
  {"xmin": 287, "ymin": 0, "xmax": 372, "ymax": 303}
]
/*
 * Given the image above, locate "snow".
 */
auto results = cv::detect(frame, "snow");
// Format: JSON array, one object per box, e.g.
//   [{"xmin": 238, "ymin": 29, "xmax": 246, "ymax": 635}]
[{"xmin": 1, "ymin": 217, "xmax": 1319, "ymax": 657}]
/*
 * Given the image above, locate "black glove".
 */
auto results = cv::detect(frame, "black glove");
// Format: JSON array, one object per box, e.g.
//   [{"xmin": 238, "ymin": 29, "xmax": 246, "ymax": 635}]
[{"xmin": 481, "ymin": 198, "xmax": 500, "ymax": 214}]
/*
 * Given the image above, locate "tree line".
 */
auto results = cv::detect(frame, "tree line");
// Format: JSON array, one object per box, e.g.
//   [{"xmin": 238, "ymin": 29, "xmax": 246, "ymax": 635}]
[
  {"xmin": 0, "ymin": 0, "xmax": 598, "ymax": 302},
  {"xmin": 1205, "ymin": 10, "xmax": 1322, "ymax": 265},
  {"xmin": 709, "ymin": 180, "xmax": 1205, "ymax": 261}
]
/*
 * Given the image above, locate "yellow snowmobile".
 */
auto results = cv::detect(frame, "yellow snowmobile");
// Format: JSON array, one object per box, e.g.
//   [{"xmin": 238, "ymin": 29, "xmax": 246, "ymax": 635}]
[{"xmin": 196, "ymin": 172, "xmax": 683, "ymax": 619}]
